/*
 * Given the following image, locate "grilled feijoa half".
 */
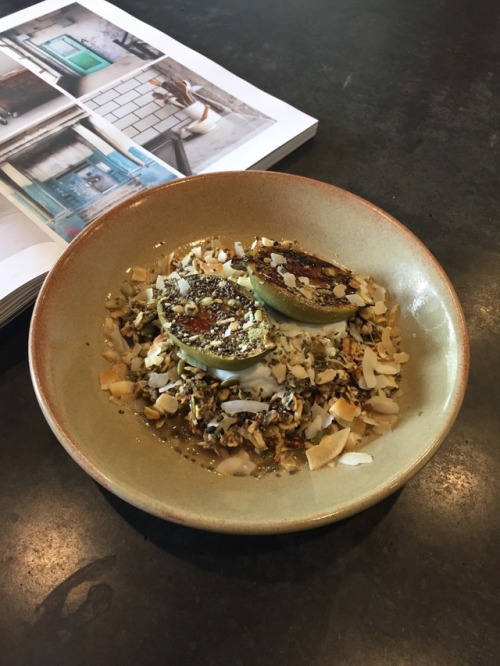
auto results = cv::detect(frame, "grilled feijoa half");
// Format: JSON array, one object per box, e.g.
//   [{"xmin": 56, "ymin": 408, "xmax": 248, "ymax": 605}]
[
  {"xmin": 157, "ymin": 274, "xmax": 275, "ymax": 370},
  {"xmin": 243, "ymin": 245, "xmax": 361, "ymax": 324}
]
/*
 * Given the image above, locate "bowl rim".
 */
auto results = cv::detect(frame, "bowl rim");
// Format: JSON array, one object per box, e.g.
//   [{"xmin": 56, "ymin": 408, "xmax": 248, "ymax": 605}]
[{"xmin": 28, "ymin": 170, "xmax": 470, "ymax": 534}]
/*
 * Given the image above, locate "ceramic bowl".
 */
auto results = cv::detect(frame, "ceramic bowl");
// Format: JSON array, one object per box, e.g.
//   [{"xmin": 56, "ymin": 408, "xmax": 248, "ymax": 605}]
[{"xmin": 29, "ymin": 171, "xmax": 469, "ymax": 534}]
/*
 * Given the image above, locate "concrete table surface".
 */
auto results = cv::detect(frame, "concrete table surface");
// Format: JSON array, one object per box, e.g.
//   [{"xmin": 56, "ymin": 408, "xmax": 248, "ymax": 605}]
[{"xmin": 0, "ymin": 0, "xmax": 498, "ymax": 664}]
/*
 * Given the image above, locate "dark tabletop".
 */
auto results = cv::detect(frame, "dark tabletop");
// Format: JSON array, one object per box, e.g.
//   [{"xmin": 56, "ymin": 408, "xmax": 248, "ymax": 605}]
[{"xmin": 0, "ymin": 0, "xmax": 499, "ymax": 664}]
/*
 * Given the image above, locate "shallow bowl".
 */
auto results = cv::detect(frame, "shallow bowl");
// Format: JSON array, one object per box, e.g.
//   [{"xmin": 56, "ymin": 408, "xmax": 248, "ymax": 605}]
[{"xmin": 29, "ymin": 171, "xmax": 469, "ymax": 534}]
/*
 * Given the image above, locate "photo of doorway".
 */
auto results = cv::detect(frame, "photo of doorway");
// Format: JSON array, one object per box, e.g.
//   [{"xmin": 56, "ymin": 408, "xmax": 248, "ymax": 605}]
[
  {"xmin": 0, "ymin": 107, "xmax": 177, "ymax": 242},
  {"xmin": 0, "ymin": 3, "xmax": 163, "ymax": 98},
  {"xmin": 39, "ymin": 34, "xmax": 111, "ymax": 75}
]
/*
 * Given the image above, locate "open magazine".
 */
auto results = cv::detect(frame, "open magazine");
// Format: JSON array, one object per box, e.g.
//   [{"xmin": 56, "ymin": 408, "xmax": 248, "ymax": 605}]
[{"xmin": 0, "ymin": 0, "xmax": 317, "ymax": 327}]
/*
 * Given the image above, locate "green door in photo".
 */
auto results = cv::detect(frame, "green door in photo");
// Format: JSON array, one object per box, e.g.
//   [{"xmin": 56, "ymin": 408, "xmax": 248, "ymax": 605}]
[{"xmin": 40, "ymin": 35, "xmax": 110, "ymax": 75}]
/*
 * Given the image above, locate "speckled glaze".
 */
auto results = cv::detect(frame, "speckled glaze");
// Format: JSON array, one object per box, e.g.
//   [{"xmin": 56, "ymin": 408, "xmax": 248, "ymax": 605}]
[{"xmin": 28, "ymin": 171, "xmax": 469, "ymax": 534}]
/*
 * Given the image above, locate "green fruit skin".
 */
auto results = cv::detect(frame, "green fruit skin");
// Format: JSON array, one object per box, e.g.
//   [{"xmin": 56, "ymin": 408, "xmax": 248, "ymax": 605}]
[
  {"xmin": 167, "ymin": 330, "xmax": 273, "ymax": 370},
  {"xmin": 157, "ymin": 303, "xmax": 274, "ymax": 370},
  {"xmin": 248, "ymin": 272, "xmax": 358, "ymax": 324}
]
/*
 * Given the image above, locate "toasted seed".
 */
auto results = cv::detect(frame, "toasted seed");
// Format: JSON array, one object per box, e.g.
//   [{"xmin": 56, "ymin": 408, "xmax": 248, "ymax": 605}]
[{"xmin": 144, "ymin": 406, "xmax": 161, "ymax": 420}]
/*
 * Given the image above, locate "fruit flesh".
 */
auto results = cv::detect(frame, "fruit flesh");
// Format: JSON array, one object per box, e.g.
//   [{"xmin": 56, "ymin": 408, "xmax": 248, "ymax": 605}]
[
  {"xmin": 243, "ymin": 246, "xmax": 360, "ymax": 324},
  {"xmin": 157, "ymin": 274, "xmax": 275, "ymax": 370}
]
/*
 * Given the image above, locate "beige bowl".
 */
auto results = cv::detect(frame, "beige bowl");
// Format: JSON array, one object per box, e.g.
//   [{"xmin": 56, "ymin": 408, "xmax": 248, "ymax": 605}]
[{"xmin": 29, "ymin": 172, "xmax": 469, "ymax": 534}]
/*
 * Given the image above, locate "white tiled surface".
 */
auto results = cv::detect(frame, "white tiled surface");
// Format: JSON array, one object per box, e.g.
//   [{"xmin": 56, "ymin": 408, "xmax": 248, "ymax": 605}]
[
  {"xmin": 116, "ymin": 89, "xmax": 141, "ymax": 106},
  {"xmin": 133, "ymin": 127, "xmax": 160, "ymax": 144},
  {"xmin": 113, "ymin": 101, "xmax": 141, "ymax": 119},
  {"xmin": 134, "ymin": 114, "xmax": 159, "ymax": 132},
  {"xmin": 85, "ymin": 66, "xmax": 189, "ymax": 147},
  {"xmin": 114, "ymin": 79, "xmax": 139, "ymax": 95},
  {"xmin": 155, "ymin": 115, "xmax": 181, "ymax": 133},
  {"xmin": 113, "ymin": 113, "xmax": 141, "ymax": 130},
  {"xmin": 137, "ymin": 81, "xmax": 156, "ymax": 96},
  {"xmin": 135, "ymin": 69, "xmax": 157, "ymax": 83},
  {"xmin": 135, "ymin": 101, "xmax": 161, "ymax": 119},
  {"xmin": 92, "ymin": 89, "xmax": 117, "ymax": 106},
  {"xmin": 97, "ymin": 100, "xmax": 120, "ymax": 116}
]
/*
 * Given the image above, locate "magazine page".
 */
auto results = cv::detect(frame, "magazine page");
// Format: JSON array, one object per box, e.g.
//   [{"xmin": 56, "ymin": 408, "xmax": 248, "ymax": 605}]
[
  {"xmin": 0, "ymin": 0, "xmax": 317, "ymax": 325},
  {"xmin": 0, "ymin": 196, "xmax": 64, "ymax": 298},
  {"xmin": 0, "ymin": 198, "xmax": 64, "ymax": 324}
]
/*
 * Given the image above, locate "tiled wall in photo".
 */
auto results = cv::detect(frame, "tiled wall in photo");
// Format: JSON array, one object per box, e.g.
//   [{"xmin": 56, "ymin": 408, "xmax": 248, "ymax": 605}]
[{"xmin": 84, "ymin": 67, "xmax": 189, "ymax": 146}]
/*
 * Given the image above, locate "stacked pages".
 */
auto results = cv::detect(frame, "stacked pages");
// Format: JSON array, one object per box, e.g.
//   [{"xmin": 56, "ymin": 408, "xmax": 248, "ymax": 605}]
[{"xmin": 0, "ymin": 0, "xmax": 317, "ymax": 327}]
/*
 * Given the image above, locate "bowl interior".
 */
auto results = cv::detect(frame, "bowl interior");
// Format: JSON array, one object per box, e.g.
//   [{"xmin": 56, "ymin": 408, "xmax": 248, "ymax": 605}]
[{"xmin": 29, "ymin": 171, "xmax": 469, "ymax": 534}]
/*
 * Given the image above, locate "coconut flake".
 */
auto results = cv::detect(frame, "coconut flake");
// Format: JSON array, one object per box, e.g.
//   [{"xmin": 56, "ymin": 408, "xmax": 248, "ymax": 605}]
[
  {"xmin": 346, "ymin": 293, "xmax": 366, "ymax": 307},
  {"xmin": 306, "ymin": 428, "xmax": 351, "ymax": 470},
  {"xmin": 345, "ymin": 431, "xmax": 363, "ymax": 450},
  {"xmin": 316, "ymin": 368, "xmax": 337, "ymax": 385},
  {"xmin": 338, "ymin": 452, "xmax": 373, "ymax": 466},
  {"xmin": 311, "ymin": 402, "xmax": 334, "ymax": 429},
  {"xmin": 270, "ymin": 253, "xmax": 286, "ymax": 266},
  {"xmin": 148, "ymin": 372, "xmax": 170, "ymax": 389},
  {"xmin": 271, "ymin": 362, "xmax": 287, "ymax": 384},
  {"xmin": 173, "ymin": 276, "xmax": 190, "ymax": 296},
  {"xmin": 158, "ymin": 382, "xmax": 180, "ymax": 393},
  {"xmin": 131, "ymin": 266, "xmax": 148, "ymax": 282},
  {"xmin": 221, "ymin": 260, "xmax": 240, "ymax": 277},
  {"xmin": 282, "ymin": 272, "xmax": 297, "ymax": 289},
  {"xmin": 100, "ymin": 363, "xmax": 126, "ymax": 390},
  {"xmin": 361, "ymin": 347, "xmax": 378, "ymax": 389},
  {"xmin": 372, "ymin": 285, "xmax": 386, "ymax": 302},
  {"xmin": 207, "ymin": 415, "xmax": 237, "ymax": 433},
  {"xmin": 155, "ymin": 393, "xmax": 179, "ymax": 414},
  {"xmin": 375, "ymin": 374, "xmax": 391, "ymax": 389},
  {"xmin": 234, "ymin": 242, "xmax": 245, "ymax": 257},
  {"xmin": 130, "ymin": 356, "xmax": 143, "ymax": 372},
  {"xmin": 216, "ymin": 454, "xmax": 257, "ymax": 476},
  {"xmin": 348, "ymin": 323, "xmax": 363, "ymax": 343},
  {"xmin": 381, "ymin": 327, "xmax": 396, "ymax": 355},
  {"xmin": 237, "ymin": 275, "xmax": 252, "ymax": 290},
  {"xmin": 366, "ymin": 395, "xmax": 399, "ymax": 414},
  {"xmin": 371, "ymin": 301, "xmax": 388, "ymax": 315},
  {"xmin": 372, "ymin": 414, "xmax": 399, "ymax": 434},
  {"xmin": 329, "ymin": 396, "xmax": 358, "ymax": 422},
  {"xmin": 298, "ymin": 286, "xmax": 316, "ymax": 299},
  {"xmin": 211, "ymin": 364, "xmax": 278, "ymax": 399},
  {"xmin": 104, "ymin": 318, "xmax": 130, "ymax": 355},
  {"xmin": 109, "ymin": 380, "xmax": 135, "ymax": 397},
  {"xmin": 289, "ymin": 364, "xmax": 309, "ymax": 380},
  {"xmin": 144, "ymin": 354, "xmax": 164, "ymax": 369},
  {"xmin": 221, "ymin": 400, "xmax": 269, "ymax": 415},
  {"xmin": 375, "ymin": 360, "xmax": 401, "ymax": 375},
  {"xmin": 305, "ymin": 415, "xmax": 323, "ymax": 440}
]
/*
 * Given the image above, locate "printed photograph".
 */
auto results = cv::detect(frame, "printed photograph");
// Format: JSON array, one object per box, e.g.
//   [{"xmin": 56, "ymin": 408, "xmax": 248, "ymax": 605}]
[
  {"xmin": 0, "ymin": 51, "xmax": 72, "ymax": 143},
  {"xmin": 0, "ymin": 106, "xmax": 177, "ymax": 243},
  {"xmin": 84, "ymin": 56, "xmax": 276, "ymax": 175},
  {"xmin": 0, "ymin": 3, "xmax": 163, "ymax": 98}
]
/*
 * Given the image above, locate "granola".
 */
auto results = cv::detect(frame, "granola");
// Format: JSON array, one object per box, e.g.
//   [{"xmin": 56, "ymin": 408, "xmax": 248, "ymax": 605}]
[{"xmin": 100, "ymin": 237, "xmax": 409, "ymax": 476}]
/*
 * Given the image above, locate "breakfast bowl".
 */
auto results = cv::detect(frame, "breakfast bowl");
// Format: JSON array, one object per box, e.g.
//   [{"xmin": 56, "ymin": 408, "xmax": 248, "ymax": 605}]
[{"xmin": 28, "ymin": 171, "xmax": 469, "ymax": 534}]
